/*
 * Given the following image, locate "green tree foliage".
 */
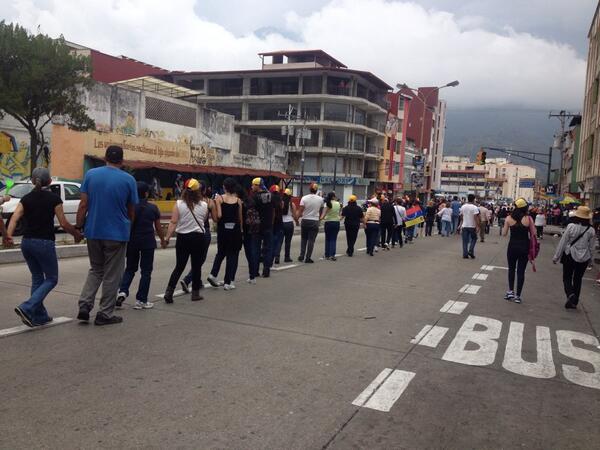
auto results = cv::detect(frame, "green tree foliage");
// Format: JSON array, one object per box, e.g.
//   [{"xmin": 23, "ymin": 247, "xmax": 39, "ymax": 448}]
[{"xmin": 0, "ymin": 21, "xmax": 95, "ymax": 174}]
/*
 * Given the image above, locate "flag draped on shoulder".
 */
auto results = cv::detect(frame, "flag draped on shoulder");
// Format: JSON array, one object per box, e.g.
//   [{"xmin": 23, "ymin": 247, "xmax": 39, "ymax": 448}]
[{"xmin": 404, "ymin": 206, "xmax": 424, "ymax": 228}]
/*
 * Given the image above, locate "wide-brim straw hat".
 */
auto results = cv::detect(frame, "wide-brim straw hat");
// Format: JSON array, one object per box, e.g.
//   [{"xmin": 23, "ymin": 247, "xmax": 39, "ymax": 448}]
[{"xmin": 573, "ymin": 205, "xmax": 593, "ymax": 220}]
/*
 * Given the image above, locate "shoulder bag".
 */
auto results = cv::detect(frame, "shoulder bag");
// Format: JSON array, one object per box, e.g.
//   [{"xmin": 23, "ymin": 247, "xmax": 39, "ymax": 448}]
[{"xmin": 560, "ymin": 225, "xmax": 591, "ymax": 264}]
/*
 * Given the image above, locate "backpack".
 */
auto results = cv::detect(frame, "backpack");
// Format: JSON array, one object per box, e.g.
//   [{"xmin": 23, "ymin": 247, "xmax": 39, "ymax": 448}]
[{"xmin": 245, "ymin": 205, "xmax": 261, "ymax": 234}]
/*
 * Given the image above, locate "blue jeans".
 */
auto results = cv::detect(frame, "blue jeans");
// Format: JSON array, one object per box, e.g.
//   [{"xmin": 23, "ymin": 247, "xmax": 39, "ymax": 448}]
[
  {"xmin": 19, "ymin": 238, "xmax": 58, "ymax": 325},
  {"xmin": 442, "ymin": 220, "xmax": 452, "ymax": 237},
  {"xmin": 271, "ymin": 225, "xmax": 284, "ymax": 264},
  {"xmin": 461, "ymin": 227, "xmax": 477, "ymax": 257},
  {"xmin": 405, "ymin": 226, "xmax": 414, "ymax": 242},
  {"xmin": 324, "ymin": 221, "xmax": 340, "ymax": 257},
  {"xmin": 251, "ymin": 229, "xmax": 273, "ymax": 276},
  {"xmin": 366, "ymin": 223, "xmax": 379, "ymax": 254},
  {"xmin": 451, "ymin": 215, "xmax": 460, "ymax": 234},
  {"xmin": 119, "ymin": 246, "xmax": 155, "ymax": 302}
]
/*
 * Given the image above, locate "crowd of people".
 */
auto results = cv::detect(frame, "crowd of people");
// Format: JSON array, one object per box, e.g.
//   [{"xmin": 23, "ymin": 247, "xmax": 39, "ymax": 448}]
[{"xmin": 1, "ymin": 145, "xmax": 598, "ymax": 328}]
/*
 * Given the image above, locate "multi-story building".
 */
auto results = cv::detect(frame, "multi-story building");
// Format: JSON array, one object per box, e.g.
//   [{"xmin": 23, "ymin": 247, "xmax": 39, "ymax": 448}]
[
  {"xmin": 161, "ymin": 50, "xmax": 391, "ymax": 199},
  {"xmin": 439, "ymin": 157, "xmax": 536, "ymax": 201},
  {"xmin": 562, "ymin": 115, "xmax": 582, "ymax": 196},
  {"xmin": 579, "ymin": 3, "xmax": 600, "ymax": 208}
]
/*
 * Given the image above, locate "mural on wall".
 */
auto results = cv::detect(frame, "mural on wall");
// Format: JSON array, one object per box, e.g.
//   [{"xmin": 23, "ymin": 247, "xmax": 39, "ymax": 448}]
[
  {"xmin": 190, "ymin": 144, "xmax": 217, "ymax": 166},
  {"xmin": 141, "ymin": 128, "xmax": 166, "ymax": 140},
  {"xmin": 0, "ymin": 138, "xmax": 30, "ymax": 181},
  {"xmin": 115, "ymin": 110, "xmax": 136, "ymax": 135},
  {"xmin": 198, "ymin": 109, "xmax": 233, "ymax": 150}
]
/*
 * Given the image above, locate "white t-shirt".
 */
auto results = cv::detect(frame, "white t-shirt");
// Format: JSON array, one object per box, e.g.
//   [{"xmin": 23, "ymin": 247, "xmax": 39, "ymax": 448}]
[
  {"xmin": 300, "ymin": 194, "xmax": 324, "ymax": 221},
  {"xmin": 175, "ymin": 200, "xmax": 208, "ymax": 234},
  {"xmin": 393, "ymin": 205, "xmax": 406, "ymax": 224},
  {"xmin": 460, "ymin": 203, "xmax": 480, "ymax": 228},
  {"xmin": 439, "ymin": 207, "xmax": 453, "ymax": 222},
  {"xmin": 535, "ymin": 213, "xmax": 546, "ymax": 226}
]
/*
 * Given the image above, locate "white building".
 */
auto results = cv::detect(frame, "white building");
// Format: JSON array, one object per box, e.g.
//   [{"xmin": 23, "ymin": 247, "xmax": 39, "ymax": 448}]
[{"xmin": 429, "ymin": 99, "xmax": 447, "ymax": 191}]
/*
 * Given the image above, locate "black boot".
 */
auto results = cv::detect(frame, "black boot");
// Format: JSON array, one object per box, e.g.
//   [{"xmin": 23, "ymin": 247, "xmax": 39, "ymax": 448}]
[
  {"xmin": 191, "ymin": 290, "xmax": 204, "ymax": 301},
  {"xmin": 164, "ymin": 286, "xmax": 175, "ymax": 304}
]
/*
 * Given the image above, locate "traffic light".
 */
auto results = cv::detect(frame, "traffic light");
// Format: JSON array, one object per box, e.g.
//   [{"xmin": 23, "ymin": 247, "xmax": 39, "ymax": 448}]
[
  {"xmin": 424, "ymin": 164, "xmax": 431, "ymax": 176},
  {"xmin": 476, "ymin": 149, "xmax": 487, "ymax": 165}
]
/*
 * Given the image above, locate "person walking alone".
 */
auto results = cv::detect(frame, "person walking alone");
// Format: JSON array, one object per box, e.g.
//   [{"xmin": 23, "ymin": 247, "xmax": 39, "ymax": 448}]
[
  {"xmin": 502, "ymin": 198, "xmax": 536, "ymax": 304},
  {"xmin": 297, "ymin": 183, "xmax": 323, "ymax": 264},
  {"xmin": 321, "ymin": 192, "xmax": 341, "ymax": 260},
  {"xmin": 162, "ymin": 178, "xmax": 209, "ymax": 303},
  {"xmin": 341, "ymin": 195, "xmax": 363, "ymax": 256},
  {"xmin": 75, "ymin": 146, "xmax": 138, "ymax": 326},
  {"xmin": 206, "ymin": 177, "xmax": 243, "ymax": 291},
  {"xmin": 117, "ymin": 182, "xmax": 165, "ymax": 310},
  {"xmin": 274, "ymin": 188, "xmax": 296, "ymax": 263},
  {"xmin": 458, "ymin": 194, "xmax": 480, "ymax": 259},
  {"xmin": 7, "ymin": 168, "xmax": 81, "ymax": 327},
  {"xmin": 364, "ymin": 199, "xmax": 381, "ymax": 256},
  {"xmin": 553, "ymin": 206, "xmax": 596, "ymax": 309}
]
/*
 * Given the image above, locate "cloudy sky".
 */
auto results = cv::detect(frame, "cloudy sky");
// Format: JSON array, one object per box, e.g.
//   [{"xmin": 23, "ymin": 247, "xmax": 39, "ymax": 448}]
[{"xmin": 2, "ymin": 0, "xmax": 596, "ymax": 109}]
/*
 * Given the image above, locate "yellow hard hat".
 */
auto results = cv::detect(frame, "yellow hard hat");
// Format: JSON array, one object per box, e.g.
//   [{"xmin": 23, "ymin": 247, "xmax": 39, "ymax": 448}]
[
  {"xmin": 514, "ymin": 198, "xmax": 528, "ymax": 208},
  {"xmin": 284, "ymin": 188, "xmax": 292, "ymax": 196},
  {"xmin": 185, "ymin": 178, "xmax": 200, "ymax": 191},
  {"xmin": 252, "ymin": 177, "xmax": 262, "ymax": 186},
  {"xmin": 348, "ymin": 195, "xmax": 357, "ymax": 202}
]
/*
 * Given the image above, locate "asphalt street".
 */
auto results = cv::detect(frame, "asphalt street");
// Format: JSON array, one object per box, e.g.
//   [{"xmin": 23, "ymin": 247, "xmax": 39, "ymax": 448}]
[{"xmin": 1, "ymin": 226, "xmax": 599, "ymax": 449}]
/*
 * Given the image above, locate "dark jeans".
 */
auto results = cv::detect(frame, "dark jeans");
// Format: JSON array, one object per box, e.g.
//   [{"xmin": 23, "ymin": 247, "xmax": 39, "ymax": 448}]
[
  {"xmin": 436, "ymin": 218, "xmax": 442, "ymax": 234},
  {"xmin": 299, "ymin": 219, "xmax": 319, "ymax": 260},
  {"xmin": 243, "ymin": 234, "xmax": 255, "ymax": 280},
  {"xmin": 562, "ymin": 255, "xmax": 589, "ymax": 305},
  {"xmin": 251, "ymin": 229, "xmax": 273, "ymax": 276},
  {"xmin": 461, "ymin": 227, "xmax": 477, "ymax": 257},
  {"xmin": 507, "ymin": 247, "xmax": 528, "ymax": 296},
  {"xmin": 536, "ymin": 226, "xmax": 544, "ymax": 238},
  {"xmin": 425, "ymin": 220, "xmax": 434, "ymax": 236},
  {"xmin": 210, "ymin": 248, "xmax": 240, "ymax": 285},
  {"xmin": 366, "ymin": 223, "xmax": 379, "ymax": 254},
  {"xmin": 405, "ymin": 225, "xmax": 414, "ymax": 242},
  {"xmin": 324, "ymin": 221, "xmax": 340, "ymax": 257},
  {"xmin": 168, "ymin": 232, "xmax": 207, "ymax": 291},
  {"xmin": 119, "ymin": 246, "xmax": 155, "ymax": 302},
  {"xmin": 392, "ymin": 225, "xmax": 403, "ymax": 247},
  {"xmin": 19, "ymin": 238, "xmax": 58, "ymax": 325},
  {"xmin": 183, "ymin": 229, "xmax": 211, "ymax": 286},
  {"xmin": 275, "ymin": 221, "xmax": 294, "ymax": 260},
  {"xmin": 380, "ymin": 222, "xmax": 394, "ymax": 247},
  {"xmin": 345, "ymin": 224, "xmax": 359, "ymax": 255},
  {"xmin": 451, "ymin": 215, "xmax": 460, "ymax": 234},
  {"xmin": 271, "ymin": 225, "xmax": 284, "ymax": 264}
]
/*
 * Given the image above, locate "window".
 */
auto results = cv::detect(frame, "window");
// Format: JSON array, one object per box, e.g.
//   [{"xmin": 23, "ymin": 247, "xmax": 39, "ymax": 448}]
[
  {"xmin": 324, "ymin": 103, "xmax": 351, "ymax": 122},
  {"xmin": 326, "ymin": 76, "xmax": 351, "ymax": 96},
  {"xmin": 594, "ymin": 78, "xmax": 599, "ymax": 105},
  {"xmin": 248, "ymin": 103, "xmax": 289, "ymax": 120},
  {"xmin": 589, "ymin": 134, "xmax": 595, "ymax": 160},
  {"xmin": 353, "ymin": 133, "xmax": 365, "ymax": 151},
  {"xmin": 49, "ymin": 184, "xmax": 61, "ymax": 197},
  {"xmin": 399, "ymin": 98, "xmax": 405, "ymax": 111},
  {"xmin": 206, "ymin": 103, "xmax": 242, "ymax": 120},
  {"xmin": 323, "ymin": 129, "xmax": 347, "ymax": 148},
  {"xmin": 354, "ymin": 108, "xmax": 366, "ymax": 125},
  {"xmin": 239, "ymin": 134, "xmax": 258, "ymax": 155},
  {"xmin": 302, "ymin": 76, "xmax": 322, "ymax": 94},
  {"xmin": 394, "ymin": 162, "xmax": 400, "ymax": 175},
  {"xmin": 300, "ymin": 102, "xmax": 321, "ymax": 120},
  {"xmin": 208, "ymin": 78, "xmax": 243, "ymax": 96},
  {"xmin": 251, "ymin": 77, "xmax": 299, "ymax": 95},
  {"xmin": 64, "ymin": 184, "xmax": 81, "ymax": 200}
]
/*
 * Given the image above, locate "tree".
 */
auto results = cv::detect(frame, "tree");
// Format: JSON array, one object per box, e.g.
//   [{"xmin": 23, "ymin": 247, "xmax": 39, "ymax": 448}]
[{"xmin": 0, "ymin": 21, "xmax": 95, "ymax": 175}]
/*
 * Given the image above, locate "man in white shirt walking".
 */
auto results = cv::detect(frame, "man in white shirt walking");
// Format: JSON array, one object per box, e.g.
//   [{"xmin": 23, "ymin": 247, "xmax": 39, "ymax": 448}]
[
  {"xmin": 478, "ymin": 203, "xmax": 489, "ymax": 243},
  {"xmin": 458, "ymin": 194, "xmax": 481, "ymax": 259},
  {"xmin": 297, "ymin": 183, "xmax": 324, "ymax": 263}
]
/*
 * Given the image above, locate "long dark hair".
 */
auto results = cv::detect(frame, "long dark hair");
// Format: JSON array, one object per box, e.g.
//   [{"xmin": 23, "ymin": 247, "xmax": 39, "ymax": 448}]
[
  {"xmin": 223, "ymin": 177, "xmax": 237, "ymax": 195},
  {"xmin": 182, "ymin": 188, "xmax": 200, "ymax": 211},
  {"xmin": 283, "ymin": 192, "xmax": 291, "ymax": 215},
  {"xmin": 511, "ymin": 206, "xmax": 529, "ymax": 223},
  {"xmin": 325, "ymin": 192, "xmax": 336, "ymax": 209}
]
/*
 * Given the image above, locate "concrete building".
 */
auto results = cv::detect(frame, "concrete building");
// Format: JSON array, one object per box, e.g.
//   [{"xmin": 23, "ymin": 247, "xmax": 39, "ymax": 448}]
[
  {"xmin": 579, "ymin": 3, "xmax": 600, "ymax": 208},
  {"xmin": 439, "ymin": 156, "xmax": 536, "ymax": 201},
  {"xmin": 160, "ymin": 50, "xmax": 391, "ymax": 199}
]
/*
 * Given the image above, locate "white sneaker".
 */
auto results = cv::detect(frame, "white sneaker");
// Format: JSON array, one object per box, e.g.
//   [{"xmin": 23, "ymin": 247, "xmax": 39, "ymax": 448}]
[
  {"xmin": 116, "ymin": 292, "xmax": 127, "ymax": 309},
  {"xmin": 246, "ymin": 278, "xmax": 256, "ymax": 285},
  {"xmin": 134, "ymin": 301, "xmax": 154, "ymax": 310},
  {"xmin": 224, "ymin": 283, "xmax": 236, "ymax": 291},
  {"xmin": 207, "ymin": 274, "xmax": 220, "ymax": 287}
]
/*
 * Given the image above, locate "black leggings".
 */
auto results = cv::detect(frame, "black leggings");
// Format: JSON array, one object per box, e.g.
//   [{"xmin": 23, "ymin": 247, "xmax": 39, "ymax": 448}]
[
  {"xmin": 507, "ymin": 247, "xmax": 528, "ymax": 296},
  {"xmin": 562, "ymin": 256, "xmax": 589, "ymax": 305},
  {"xmin": 380, "ymin": 223, "xmax": 394, "ymax": 247},
  {"xmin": 168, "ymin": 232, "xmax": 207, "ymax": 291}
]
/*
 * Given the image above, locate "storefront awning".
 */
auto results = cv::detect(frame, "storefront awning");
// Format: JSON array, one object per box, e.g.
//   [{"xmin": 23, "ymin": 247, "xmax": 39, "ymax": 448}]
[{"xmin": 86, "ymin": 155, "xmax": 289, "ymax": 179}]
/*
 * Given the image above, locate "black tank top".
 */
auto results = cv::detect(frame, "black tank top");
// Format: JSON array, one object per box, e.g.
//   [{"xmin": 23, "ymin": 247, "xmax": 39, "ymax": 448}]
[
  {"xmin": 509, "ymin": 218, "xmax": 530, "ymax": 252},
  {"xmin": 220, "ymin": 201, "xmax": 239, "ymax": 225}
]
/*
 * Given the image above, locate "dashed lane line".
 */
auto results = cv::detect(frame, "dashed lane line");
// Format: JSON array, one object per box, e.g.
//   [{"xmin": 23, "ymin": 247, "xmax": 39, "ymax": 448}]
[
  {"xmin": 410, "ymin": 325, "xmax": 449, "ymax": 348},
  {"xmin": 472, "ymin": 273, "xmax": 489, "ymax": 281},
  {"xmin": 439, "ymin": 300, "xmax": 469, "ymax": 315},
  {"xmin": 352, "ymin": 368, "xmax": 416, "ymax": 412},
  {"xmin": 459, "ymin": 284, "xmax": 481, "ymax": 295},
  {"xmin": 0, "ymin": 317, "xmax": 73, "ymax": 338}
]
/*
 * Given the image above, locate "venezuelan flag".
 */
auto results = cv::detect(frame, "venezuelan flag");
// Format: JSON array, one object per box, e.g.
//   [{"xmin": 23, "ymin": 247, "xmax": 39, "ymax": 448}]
[{"xmin": 405, "ymin": 206, "xmax": 424, "ymax": 228}]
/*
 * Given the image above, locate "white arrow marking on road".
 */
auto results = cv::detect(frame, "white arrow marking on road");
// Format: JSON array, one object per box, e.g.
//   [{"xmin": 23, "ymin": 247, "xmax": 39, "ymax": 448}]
[
  {"xmin": 472, "ymin": 273, "xmax": 489, "ymax": 281},
  {"xmin": 353, "ymin": 369, "xmax": 416, "ymax": 412},
  {"xmin": 440, "ymin": 300, "xmax": 469, "ymax": 315},
  {"xmin": 0, "ymin": 317, "xmax": 73, "ymax": 338},
  {"xmin": 459, "ymin": 284, "xmax": 481, "ymax": 294}
]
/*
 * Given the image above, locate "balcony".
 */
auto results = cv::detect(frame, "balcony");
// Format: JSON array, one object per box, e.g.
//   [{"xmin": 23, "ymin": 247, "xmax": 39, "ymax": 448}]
[
  {"xmin": 326, "ymin": 87, "xmax": 351, "ymax": 96},
  {"xmin": 366, "ymin": 144, "xmax": 383, "ymax": 156}
]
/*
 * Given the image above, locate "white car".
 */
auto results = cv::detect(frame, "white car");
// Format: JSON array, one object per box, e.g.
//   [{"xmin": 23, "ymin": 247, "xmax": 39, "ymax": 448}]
[{"xmin": 1, "ymin": 180, "xmax": 81, "ymax": 235}]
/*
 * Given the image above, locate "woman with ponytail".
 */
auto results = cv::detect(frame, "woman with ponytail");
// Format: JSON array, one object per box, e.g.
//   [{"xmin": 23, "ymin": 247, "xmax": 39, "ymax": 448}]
[{"xmin": 7, "ymin": 168, "xmax": 81, "ymax": 327}]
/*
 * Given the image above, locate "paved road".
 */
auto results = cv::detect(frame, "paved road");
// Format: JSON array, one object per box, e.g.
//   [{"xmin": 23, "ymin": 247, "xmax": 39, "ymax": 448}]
[{"xmin": 1, "ymin": 227, "xmax": 599, "ymax": 449}]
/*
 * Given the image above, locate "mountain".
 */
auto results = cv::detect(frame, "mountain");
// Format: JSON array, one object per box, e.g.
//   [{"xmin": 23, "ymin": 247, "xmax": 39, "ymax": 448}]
[{"xmin": 443, "ymin": 108, "xmax": 567, "ymax": 180}]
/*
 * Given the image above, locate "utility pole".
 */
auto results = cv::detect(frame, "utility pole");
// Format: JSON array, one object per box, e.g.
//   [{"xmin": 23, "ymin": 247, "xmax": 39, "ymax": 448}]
[
  {"xmin": 549, "ymin": 110, "xmax": 578, "ymax": 196},
  {"xmin": 278, "ymin": 104, "xmax": 313, "ymax": 196},
  {"xmin": 333, "ymin": 146, "xmax": 338, "ymax": 191},
  {"xmin": 546, "ymin": 146, "xmax": 552, "ymax": 188}
]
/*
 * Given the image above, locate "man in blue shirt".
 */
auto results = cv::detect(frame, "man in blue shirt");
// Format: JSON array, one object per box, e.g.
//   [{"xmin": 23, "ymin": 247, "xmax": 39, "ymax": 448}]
[
  {"xmin": 75, "ymin": 146, "xmax": 138, "ymax": 325},
  {"xmin": 450, "ymin": 196, "xmax": 462, "ymax": 235}
]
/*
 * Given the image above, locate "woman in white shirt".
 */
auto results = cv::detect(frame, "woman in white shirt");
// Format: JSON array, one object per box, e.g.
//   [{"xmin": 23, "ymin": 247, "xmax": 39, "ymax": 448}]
[
  {"xmin": 534, "ymin": 209, "xmax": 546, "ymax": 239},
  {"xmin": 553, "ymin": 206, "xmax": 596, "ymax": 309},
  {"xmin": 163, "ymin": 178, "xmax": 209, "ymax": 303},
  {"xmin": 437, "ymin": 205, "xmax": 453, "ymax": 237}
]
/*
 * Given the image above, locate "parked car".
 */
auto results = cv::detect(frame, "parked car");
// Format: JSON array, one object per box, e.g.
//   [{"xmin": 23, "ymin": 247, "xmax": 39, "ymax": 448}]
[{"xmin": 0, "ymin": 179, "xmax": 81, "ymax": 235}]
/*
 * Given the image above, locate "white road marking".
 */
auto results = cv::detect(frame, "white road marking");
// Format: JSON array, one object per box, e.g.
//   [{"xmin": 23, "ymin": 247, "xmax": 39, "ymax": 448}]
[
  {"xmin": 472, "ymin": 273, "xmax": 489, "ymax": 281},
  {"xmin": 156, "ymin": 283, "xmax": 222, "ymax": 298},
  {"xmin": 357, "ymin": 248, "xmax": 367, "ymax": 252},
  {"xmin": 272, "ymin": 264, "xmax": 298, "ymax": 271},
  {"xmin": 0, "ymin": 317, "xmax": 73, "ymax": 338},
  {"xmin": 440, "ymin": 300, "xmax": 469, "ymax": 315},
  {"xmin": 459, "ymin": 284, "xmax": 481, "ymax": 294},
  {"xmin": 413, "ymin": 325, "xmax": 449, "ymax": 348},
  {"xmin": 502, "ymin": 322, "xmax": 555, "ymax": 379},
  {"xmin": 410, "ymin": 325, "xmax": 433, "ymax": 343},
  {"xmin": 557, "ymin": 330, "xmax": 600, "ymax": 390},
  {"xmin": 442, "ymin": 315, "xmax": 502, "ymax": 366},
  {"xmin": 353, "ymin": 369, "xmax": 416, "ymax": 412},
  {"xmin": 480, "ymin": 265, "xmax": 508, "ymax": 271}
]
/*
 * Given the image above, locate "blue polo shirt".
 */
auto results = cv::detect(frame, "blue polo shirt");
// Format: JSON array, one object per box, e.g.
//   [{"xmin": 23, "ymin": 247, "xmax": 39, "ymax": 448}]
[{"xmin": 81, "ymin": 166, "xmax": 138, "ymax": 242}]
